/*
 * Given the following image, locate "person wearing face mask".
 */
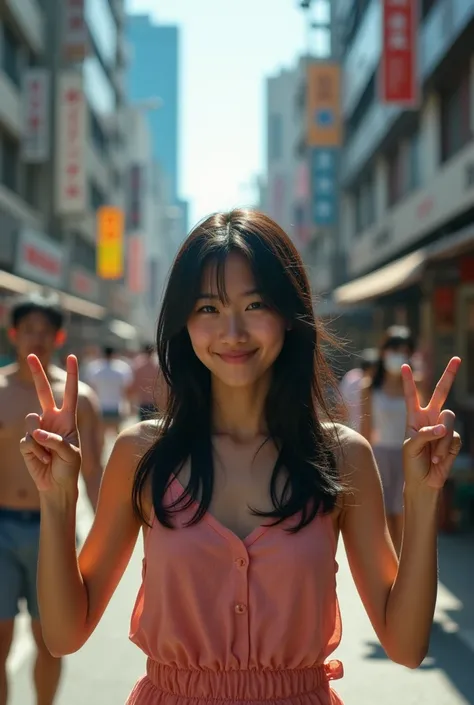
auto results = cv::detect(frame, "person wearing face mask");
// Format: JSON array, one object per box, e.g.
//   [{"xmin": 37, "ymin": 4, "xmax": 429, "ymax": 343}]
[{"xmin": 361, "ymin": 326, "xmax": 423, "ymax": 555}]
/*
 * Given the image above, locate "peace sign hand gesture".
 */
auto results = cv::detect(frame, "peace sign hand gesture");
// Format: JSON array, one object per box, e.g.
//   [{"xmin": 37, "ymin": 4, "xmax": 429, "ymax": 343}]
[
  {"xmin": 20, "ymin": 354, "xmax": 81, "ymax": 497},
  {"xmin": 402, "ymin": 357, "xmax": 462, "ymax": 492}
]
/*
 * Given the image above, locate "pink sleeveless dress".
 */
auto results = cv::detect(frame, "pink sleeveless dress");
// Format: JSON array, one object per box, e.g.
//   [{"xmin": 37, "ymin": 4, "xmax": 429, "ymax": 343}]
[{"xmin": 126, "ymin": 476, "xmax": 344, "ymax": 705}]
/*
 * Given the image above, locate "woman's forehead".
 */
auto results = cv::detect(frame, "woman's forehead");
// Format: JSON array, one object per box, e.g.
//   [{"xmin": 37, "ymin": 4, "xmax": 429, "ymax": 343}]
[{"xmin": 200, "ymin": 253, "xmax": 256, "ymax": 293}]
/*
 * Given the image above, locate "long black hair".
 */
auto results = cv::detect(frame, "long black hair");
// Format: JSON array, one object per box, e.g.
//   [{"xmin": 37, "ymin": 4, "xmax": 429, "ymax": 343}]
[
  {"xmin": 132, "ymin": 209, "xmax": 344, "ymax": 532},
  {"xmin": 372, "ymin": 325, "xmax": 416, "ymax": 390}
]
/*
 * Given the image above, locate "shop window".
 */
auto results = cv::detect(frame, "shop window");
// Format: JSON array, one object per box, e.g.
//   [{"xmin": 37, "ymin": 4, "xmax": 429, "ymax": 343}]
[
  {"xmin": 24, "ymin": 164, "xmax": 41, "ymax": 209},
  {"xmin": 387, "ymin": 146, "xmax": 404, "ymax": 207},
  {"xmin": 72, "ymin": 234, "xmax": 96, "ymax": 272},
  {"xmin": 341, "ymin": 0, "xmax": 371, "ymax": 56},
  {"xmin": 1, "ymin": 134, "xmax": 19, "ymax": 193},
  {"xmin": 440, "ymin": 65, "xmax": 471, "ymax": 163},
  {"xmin": 90, "ymin": 108, "xmax": 108, "ymax": 156},
  {"xmin": 112, "ymin": 168, "xmax": 122, "ymax": 190},
  {"xmin": 407, "ymin": 130, "xmax": 421, "ymax": 191},
  {"xmin": 354, "ymin": 171, "xmax": 375, "ymax": 234},
  {"xmin": 89, "ymin": 182, "xmax": 106, "ymax": 212},
  {"xmin": 345, "ymin": 74, "xmax": 375, "ymax": 142},
  {"xmin": 2, "ymin": 23, "xmax": 21, "ymax": 86}
]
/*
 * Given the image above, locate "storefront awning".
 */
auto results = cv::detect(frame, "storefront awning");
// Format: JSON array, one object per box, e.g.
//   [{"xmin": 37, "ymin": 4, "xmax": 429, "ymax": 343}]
[
  {"xmin": 60, "ymin": 293, "xmax": 106, "ymax": 320},
  {"xmin": 108, "ymin": 319, "xmax": 137, "ymax": 341},
  {"xmin": 0, "ymin": 270, "xmax": 106, "ymax": 320},
  {"xmin": 334, "ymin": 249, "xmax": 426, "ymax": 306},
  {"xmin": 428, "ymin": 223, "xmax": 474, "ymax": 261},
  {"xmin": 0, "ymin": 270, "xmax": 39, "ymax": 294}
]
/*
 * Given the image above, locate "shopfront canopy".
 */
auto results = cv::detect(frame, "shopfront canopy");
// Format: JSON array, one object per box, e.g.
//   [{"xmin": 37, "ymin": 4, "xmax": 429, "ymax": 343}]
[{"xmin": 334, "ymin": 250, "xmax": 426, "ymax": 306}]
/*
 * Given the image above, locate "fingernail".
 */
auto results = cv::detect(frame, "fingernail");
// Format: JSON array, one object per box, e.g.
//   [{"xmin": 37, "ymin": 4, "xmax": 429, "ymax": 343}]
[
  {"xmin": 35, "ymin": 430, "xmax": 48, "ymax": 440},
  {"xmin": 434, "ymin": 425, "xmax": 445, "ymax": 436},
  {"xmin": 432, "ymin": 456, "xmax": 439, "ymax": 464},
  {"xmin": 42, "ymin": 455, "xmax": 50, "ymax": 463}
]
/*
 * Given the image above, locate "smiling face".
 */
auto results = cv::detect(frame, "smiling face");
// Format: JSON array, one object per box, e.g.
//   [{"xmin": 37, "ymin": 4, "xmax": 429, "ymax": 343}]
[
  {"xmin": 10, "ymin": 311, "xmax": 63, "ymax": 367},
  {"xmin": 186, "ymin": 252, "xmax": 287, "ymax": 390}
]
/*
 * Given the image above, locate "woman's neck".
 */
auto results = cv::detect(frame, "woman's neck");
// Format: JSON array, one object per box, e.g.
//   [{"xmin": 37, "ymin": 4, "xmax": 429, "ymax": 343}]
[{"xmin": 211, "ymin": 378, "xmax": 269, "ymax": 442}]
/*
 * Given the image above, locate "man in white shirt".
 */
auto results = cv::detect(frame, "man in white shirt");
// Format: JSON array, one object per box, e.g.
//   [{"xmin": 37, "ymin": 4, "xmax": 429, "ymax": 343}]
[{"xmin": 85, "ymin": 346, "xmax": 133, "ymax": 442}]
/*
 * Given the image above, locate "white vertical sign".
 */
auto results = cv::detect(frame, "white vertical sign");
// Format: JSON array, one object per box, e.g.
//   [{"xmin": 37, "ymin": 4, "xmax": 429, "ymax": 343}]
[
  {"xmin": 21, "ymin": 69, "xmax": 50, "ymax": 163},
  {"xmin": 62, "ymin": 0, "xmax": 89, "ymax": 62},
  {"xmin": 55, "ymin": 72, "xmax": 87, "ymax": 215}
]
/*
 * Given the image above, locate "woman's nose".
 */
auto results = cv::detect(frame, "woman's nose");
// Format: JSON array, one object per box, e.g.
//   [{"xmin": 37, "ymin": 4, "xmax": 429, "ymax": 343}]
[{"xmin": 220, "ymin": 313, "xmax": 248, "ymax": 344}]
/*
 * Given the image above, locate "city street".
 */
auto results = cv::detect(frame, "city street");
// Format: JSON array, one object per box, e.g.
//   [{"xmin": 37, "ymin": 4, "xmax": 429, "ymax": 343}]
[{"xmin": 6, "ymin": 431, "xmax": 474, "ymax": 705}]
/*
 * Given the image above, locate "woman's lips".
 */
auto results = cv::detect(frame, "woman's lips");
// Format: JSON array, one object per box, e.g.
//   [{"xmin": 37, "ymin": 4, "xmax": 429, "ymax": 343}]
[{"xmin": 216, "ymin": 350, "xmax": 257, "ymax": 364}]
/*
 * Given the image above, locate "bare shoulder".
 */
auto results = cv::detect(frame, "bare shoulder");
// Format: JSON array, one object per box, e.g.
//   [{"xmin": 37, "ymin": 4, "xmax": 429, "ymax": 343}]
[
  {"xmin": 324, "ymin": 422, "xmax": 374, "ymax": 485},
  {"xmin": 114, "ymin": 420, "xmax": 160, "ymax": 460}
]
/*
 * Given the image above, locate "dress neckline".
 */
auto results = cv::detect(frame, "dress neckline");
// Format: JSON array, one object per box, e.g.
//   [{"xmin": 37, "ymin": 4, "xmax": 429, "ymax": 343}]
[{"xmin": 170, "ymin": 474, "xmax": 273, "ymax": 548}]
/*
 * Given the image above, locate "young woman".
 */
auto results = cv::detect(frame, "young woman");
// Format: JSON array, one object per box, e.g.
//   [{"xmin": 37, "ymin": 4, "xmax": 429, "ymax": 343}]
[
  {"xmin": 360, "ymin": 327, "xmax": 423, "ymax": 555},
  {"xmin": 20, "ymin": 210, "xmax": 461, "ymax": 705}
]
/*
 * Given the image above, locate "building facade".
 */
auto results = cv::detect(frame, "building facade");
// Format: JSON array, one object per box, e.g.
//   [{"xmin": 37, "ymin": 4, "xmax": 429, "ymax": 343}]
[
  {"xmin": 126, "ymin": 14, "xmax": 190, "ymax": 239},
  {"xmin": 264, "ymin": 1, "xmax": 344, "ymax": 308},
  {"xmin": 124, "ymin": 106, "xmax": 178, "ymax": 342},
  {"xmin": 333, "ymin": 0, "xmax": 474, "ymax": 453},
  {"xmin": 0, "ymin": 0, "xmax": 138, "ymax": 360}
]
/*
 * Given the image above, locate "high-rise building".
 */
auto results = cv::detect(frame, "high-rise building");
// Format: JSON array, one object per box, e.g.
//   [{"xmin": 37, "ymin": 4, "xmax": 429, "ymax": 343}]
[
  {"xmin": 265, "ymin": 66, "xmax": 301, "ymax": 240},
  {"xmin": 127, "ymin": 15, "xmax": 180, "ymax": 205},
  {"xmin": 124, "ymin": 105, "xmax": 177, "ymax": 339},
  {"xmin": 0, "ymin": 0, "xmax": 137, "ymax": 359}
]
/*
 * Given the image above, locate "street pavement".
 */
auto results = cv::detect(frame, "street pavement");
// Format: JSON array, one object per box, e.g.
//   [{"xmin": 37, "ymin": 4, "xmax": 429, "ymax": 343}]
[{"xmin": 6, "ymin": 428, "xmax": 474, "ymax": 705}]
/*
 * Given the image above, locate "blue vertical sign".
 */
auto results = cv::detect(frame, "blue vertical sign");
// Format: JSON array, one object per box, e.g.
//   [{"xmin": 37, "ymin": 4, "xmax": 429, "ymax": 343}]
[{"xmin": 310, "ymin": 147, "xmax": 338, "ymax": 226}]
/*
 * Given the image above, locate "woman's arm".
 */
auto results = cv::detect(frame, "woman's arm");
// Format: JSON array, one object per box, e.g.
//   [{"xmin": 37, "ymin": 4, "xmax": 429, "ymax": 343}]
[
  {"xmin": 38, "ymin": 424, "xmax": 149, "ymax": 656},
  {"xmin": 338, "ymin": 426, "xmax": 438, "ymax": 668}
]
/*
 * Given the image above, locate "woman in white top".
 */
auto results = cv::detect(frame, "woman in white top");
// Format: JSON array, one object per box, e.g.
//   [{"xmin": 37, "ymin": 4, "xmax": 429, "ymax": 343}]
[{"xmin": 361, "ymin": 327, "xmax": 424, "ymax": 555}]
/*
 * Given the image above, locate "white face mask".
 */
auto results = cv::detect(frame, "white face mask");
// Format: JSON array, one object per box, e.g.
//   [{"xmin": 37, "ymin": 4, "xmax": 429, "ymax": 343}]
[{"xmin": 384, "ymin": 352, "xmax": 409, "ymax": 375}]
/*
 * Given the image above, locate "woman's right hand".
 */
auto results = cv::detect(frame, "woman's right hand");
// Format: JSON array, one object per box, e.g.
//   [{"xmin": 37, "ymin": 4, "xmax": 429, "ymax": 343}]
[{"xmin": 20, "ymin": 354, "xmax": 82, "ymax": 497}]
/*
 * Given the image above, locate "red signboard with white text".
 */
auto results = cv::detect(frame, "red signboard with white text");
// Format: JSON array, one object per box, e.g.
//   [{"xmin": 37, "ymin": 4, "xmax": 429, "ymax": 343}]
[
  {"xmin": 380, "ymin": 0, "xmax": 418, "ymax": 107},
  {"xmin": 15, "ymin": 229, "xmax": 65, "ymax": 288}
]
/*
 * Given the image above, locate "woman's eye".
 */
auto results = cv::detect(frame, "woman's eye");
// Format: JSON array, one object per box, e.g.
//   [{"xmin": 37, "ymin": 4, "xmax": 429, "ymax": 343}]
[
  {"xmin": 197, "ymin": 305, "xmax": 217, "ymax": 314},
  {"xmin": 246, "ymin": 301, "xmax": 265, "ymax": 311}
]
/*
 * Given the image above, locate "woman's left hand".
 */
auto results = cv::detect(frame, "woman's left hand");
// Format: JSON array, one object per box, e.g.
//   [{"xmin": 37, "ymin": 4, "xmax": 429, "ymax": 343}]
[{"xmin": 402, "ymin": 357, "xmax": 462, "ymax": 492}]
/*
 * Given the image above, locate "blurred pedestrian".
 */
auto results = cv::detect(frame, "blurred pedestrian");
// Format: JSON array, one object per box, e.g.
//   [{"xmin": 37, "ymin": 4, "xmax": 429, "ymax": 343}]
[
  {"xmin": 360, "ymin": 326, "xmax": 424, "ymax": 554},
  {"xmin": 19, "ymin": 211, "xmax": 462, "ymax": 705},
  {"xmin": 339, "ymin": 348, "xmax": 378, "ymax": 431},
  {"xmin": 85, "ymin": 346, "xmax": 133, "ymax": 442},
  {"xmin": 129, "ymin": 344, "xmax": 167, "ymax": 421},
  {"xmin": 0, "ymin": 292, "xmax": 102, "ymax": 705}
]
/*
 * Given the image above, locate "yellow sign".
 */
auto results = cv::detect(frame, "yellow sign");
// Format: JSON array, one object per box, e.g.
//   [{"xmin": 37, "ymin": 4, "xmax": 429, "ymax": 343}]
[
  {"xmin": 97, "ymin": 206, "xmax": 124, "ymax": 279},
  {"xmin": 306, "ymin": 63, "xmax": 342, "ymax": 147}
]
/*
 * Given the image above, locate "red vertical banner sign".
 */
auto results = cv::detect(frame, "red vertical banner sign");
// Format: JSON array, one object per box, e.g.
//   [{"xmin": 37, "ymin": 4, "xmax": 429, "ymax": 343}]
[{"xmin": 380, "ymin": 0, "xmax": 418, "ymax": 107}]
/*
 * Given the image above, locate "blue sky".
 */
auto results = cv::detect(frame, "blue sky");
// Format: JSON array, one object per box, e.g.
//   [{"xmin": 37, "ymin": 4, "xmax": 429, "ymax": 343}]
[{"xmin": 126, "ymin": 0, "xmax": 308, "ymax": 225}]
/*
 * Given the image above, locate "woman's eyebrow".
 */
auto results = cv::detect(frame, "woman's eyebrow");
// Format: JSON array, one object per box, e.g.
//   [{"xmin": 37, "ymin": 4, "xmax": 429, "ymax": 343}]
[{"xmin": 196, "ymin": 288, "xmax": 260, "ymax": 300}]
